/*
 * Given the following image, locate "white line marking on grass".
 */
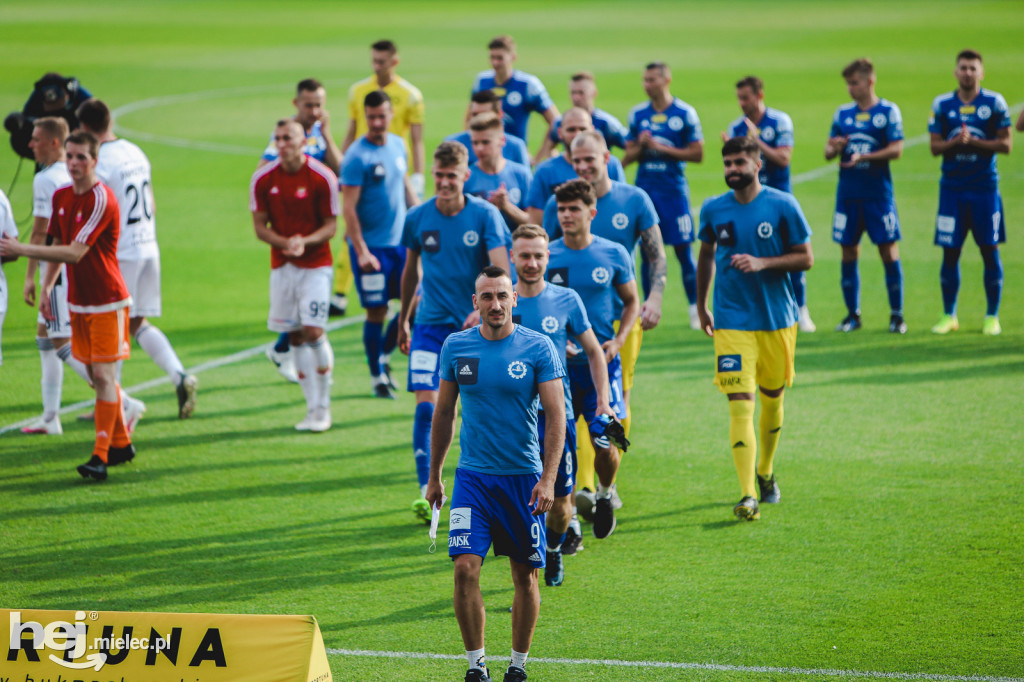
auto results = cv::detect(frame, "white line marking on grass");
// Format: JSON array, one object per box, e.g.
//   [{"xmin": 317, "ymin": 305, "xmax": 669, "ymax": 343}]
[{"xmin": 326, "ymin": 648, "xmax": 1024, "ymax": 682}]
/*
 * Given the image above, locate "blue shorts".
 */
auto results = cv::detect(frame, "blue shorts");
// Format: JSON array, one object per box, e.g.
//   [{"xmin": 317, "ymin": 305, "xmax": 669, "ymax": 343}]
[
  {"xmin": 832, "ymin": 197, "xmax": 901, "ymax": 246},
  {"xmin": 537, "ymin": 405, "xmax": 577, "ymax": 498},
  {"xmin": 647, "ymin": 191, "xmax": 695, "ymax": 245},
  {"xmin": 934, "ymin": 187, "xmax": 1005, "ymax": 248},
  {"xmin": 568, "ymin": 355, "xmax": 627, "ymax": 426},
  {"xmin": 408, "ymin": 323, "xmax": 458, "ymax": 392},
  {"xmin": 348, "ymin": 243, "xmax": 406, "ymax": 309},
  {"xmin": 448, "ymin": 468, "xmax": 546, "ymax": 568}
]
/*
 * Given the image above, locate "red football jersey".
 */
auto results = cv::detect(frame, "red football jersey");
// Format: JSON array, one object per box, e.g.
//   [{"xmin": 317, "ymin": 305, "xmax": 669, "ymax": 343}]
[
  {"xmin": 249, "ymin": 157, "xmax": 339, "ymax": 269},
  {"xmin": 48, "ymin": 182, "xmax": 130, "ymax": 312}
]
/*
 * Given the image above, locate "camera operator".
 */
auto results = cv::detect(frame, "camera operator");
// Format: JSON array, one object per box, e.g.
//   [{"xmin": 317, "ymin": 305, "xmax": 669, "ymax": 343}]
[{"xmin": 4, "ymin": 72, "xmax": 92, "ymax": 160}]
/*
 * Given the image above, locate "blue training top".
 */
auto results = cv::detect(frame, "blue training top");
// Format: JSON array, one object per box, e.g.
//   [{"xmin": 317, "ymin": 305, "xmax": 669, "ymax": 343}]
[{"xmin": 339, "ymin": 133, "xmax": 408, "ymax": 248}]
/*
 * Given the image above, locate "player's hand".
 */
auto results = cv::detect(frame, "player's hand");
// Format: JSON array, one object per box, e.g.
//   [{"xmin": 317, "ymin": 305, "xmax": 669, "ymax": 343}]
[
  {"xmin": 487, "ymin": 183, "xmax": 510, "ymax": 211},
  {"xmin": 529, "ymin": 478, "xmax": 555, "ymax": 515},
  {"xmin": 639, "ymin": 298, "xmax": 662, "ymax": 330},
  {"xmin": 398, "ymin": 320, "xmax": 411, "ymax": 355},
  {"xmin": 357, "ymin": 250, "xmax": 381, "ymax": 273},
  {"xmin": 0, "ymin": 236, "xmax": 21, "ymax": 258},
  {"xmin": 282, "ymin": 235, "xmax": 305, "ymax": 258},
  {"xmin": 596, "ymin": 401, "xmax": 615, "ymax": 419},
  {"xmin": 730, "ymin": 253, "xmax": 765, "ymax": 273},
  {"xmin": 565, "ymin": 341, "xmax": 581, "ymax": 359},
  {"xmin": 425, "ymin": 479, "xmax": 445, "ymax": 511},
  {"xmin": 23, "ymin": 277, "xmax": 36, "ymax": 306},
  {"xmin": 40, "ymin": 291, "xmax": 55, "ymax": 321},
  {"xmin": 827, "ymin": 136, "xmax": 849, "ymax": 156},
  {"xmin": 319, "ymin": 108, "xmax": 330, "ymax": 132},
  {"xmin": 840, "ymin": 152, "xmax": 863, "ymax": 168},
  {"xmin": 462, "ymin": 309, "xmax": 481, "ymax": 330},
  {"xmin": 697, "ymin": 307, "xmax": 714, "ymax": 338},
  {"xmin": 956, "ymin": 124, "xmax": 973, "ymax": 145},
  {"xmin": 638, "ymin": 131, "xmax": 654, "ymax": 148},
  {"xmin": 601, "ymin": 337, "xmax": 622, "ymax": 364}
]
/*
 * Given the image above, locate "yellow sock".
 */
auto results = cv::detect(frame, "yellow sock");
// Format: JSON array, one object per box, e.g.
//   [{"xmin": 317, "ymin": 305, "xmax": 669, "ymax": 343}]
[
  {"xmin": 575, "ymin": 415, "xmax": 595, "ymax": 491},
  {"xmin": 333, "ymin": 242, "xmax": 354, "ymax": 296},
  {"xmin": 728, "ymin": 399, "xmax": 757, "ymax": 498},
  {"xmin": 758, "ymin": 391, "xmax": 784, "ymax": 478}
]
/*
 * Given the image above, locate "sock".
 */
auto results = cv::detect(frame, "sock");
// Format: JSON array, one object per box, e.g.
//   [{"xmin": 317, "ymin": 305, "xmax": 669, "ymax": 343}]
[
  {"xmin": 546, "ymin": 530, "xmax": 566, "ymax": 552},
  {"xmin": 292, "ymin": 343, "xmax": 318, "ymax": 411},
  {"xmin": 596, "ymin": 483, "xmax": 611, "ymax": 498},
  {"xmin": 135, "ymin": 324, "xmax": 186, "ymax": 385},
  {"xmin": 729, "ymin": 399, "xmax": 757, "ymax": 498},
  {"xmin": 413, "ymin": 402, "xmax": 433, "ymax": 488},
  {"xmin": 273, "ymin": 332, "xmax": 290, "ymax": 353},
  {"xmin": 510, "ymin": 650, "xmax": 528, "ymax": 670},
  {"xmin": 38, "ymin": 337, "xmax": 63, "ymax": 421},
  {"xmin": 466, "ymin": 648, "xmax": 486, "ymax": 673},
  {"xmin": 884, "ymin": 260, "xmax": 904, "ymax": 316},
  {"xmin": 56, "ymin": 343, "xmax": 93, "ymax": 385},
  {"xmin": 308, "ymin": 335, "xmax": 333, "ymax": 410},
  {"xmin": 757, "ymin": 392, "xmax": 784, "ymax": 478},
  {"xmin": 840, "ymin": 260, "xmax": 860, "ymax": 316},
  {"xmin": 676, "ymin": 245, "xmax": 697, "ymax": 304},
  {"xmin": 362, "ymin": 320, "xmax": 383, "ymax": 376},
  {"xmin": 94, "ymin": 398, "xmax": 119, "ymax": 462},
  {"xmin": 111, "ymin": 385, "xmax": 131, "ymax": 448},
  {"xmin": 940, "ymin": 250, "xmax": 961, "ymax": 316},
  {"xmin": 790, "ymin": 270, "xmax": 807, "ymax": 308},
  {"xmin": 382, "ymin": 314, "xmax": 400, "ymax": 357},
  {"xmin": 575, "ymin": 415, "xmax": 595, "ymax": 490},
  {"xmin": 982, "ymin": 249, "xmax": 1003, "ymax": 316}
]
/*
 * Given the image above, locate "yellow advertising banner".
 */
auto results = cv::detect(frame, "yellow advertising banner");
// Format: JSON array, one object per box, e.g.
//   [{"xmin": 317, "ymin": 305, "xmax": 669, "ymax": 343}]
[{"xmin": 2, "ymin": 609, "xmax": 332, "ymax": 682}]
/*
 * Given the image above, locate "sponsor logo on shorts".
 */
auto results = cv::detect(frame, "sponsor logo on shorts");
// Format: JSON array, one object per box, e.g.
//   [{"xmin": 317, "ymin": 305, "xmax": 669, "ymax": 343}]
[
  {"xmin": 507, "ymin": 360, "xmax": 528, "ymax": 380},
  {"xmin": 757, "ymin": 222, "xmax": 773, "ymax": 239},
  {"xmin": 449, "ymin": 507, "xmax": 472, "ymax": 530},
  {"xmin": 592, "ymin": 266, "xmax": 611, "ymax": 284},
  {"xmin": 612, "ymin": 213, "xmax": 629, "ymax": 230},
  {"xmin": 449, "ymin": 534, "xmax": 471, "ymax": 548},
  {"xmin": 717, "ymin": 354, "xmax": 742, "ymax": 372},
  {"xmin": 409, "ymin": 350, "xmax": 438, "ymax": 372},
  {"xmin": 411, "ymin": 372, "xmax": 434, "ymax": 384},
  {"xmin": 463, "ymin": 231, "xmax": 479, "ymax": 247},
  {"xmin": 528, "ymin": 551, "xmax": 542, "ymax": 562},
  {"xmin": 541, "ymin": 316, "xmax": 559, "ymax": 334}
]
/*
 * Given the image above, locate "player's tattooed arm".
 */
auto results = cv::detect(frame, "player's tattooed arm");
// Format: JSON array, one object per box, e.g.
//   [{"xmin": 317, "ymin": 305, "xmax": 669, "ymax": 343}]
[{"xmin": 640, "ymin": 226, "xmax": 667, "ymax": 299}]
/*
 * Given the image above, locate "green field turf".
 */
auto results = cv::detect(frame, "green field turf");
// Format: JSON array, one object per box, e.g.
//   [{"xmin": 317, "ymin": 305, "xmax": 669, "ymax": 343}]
[{"xmin": 1, "ymin": 1, "xmax": 1023, "ymax": 680}]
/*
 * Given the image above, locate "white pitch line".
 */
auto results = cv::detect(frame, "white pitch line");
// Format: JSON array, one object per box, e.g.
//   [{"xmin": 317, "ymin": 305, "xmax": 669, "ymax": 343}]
[{"xmin": 326, "ymin": 648, "xmax": 1024, "ymax": 682}]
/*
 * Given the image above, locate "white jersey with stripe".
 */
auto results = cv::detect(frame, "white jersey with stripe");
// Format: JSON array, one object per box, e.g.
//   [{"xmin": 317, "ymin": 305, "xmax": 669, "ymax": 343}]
[{"xmin": 96, "ymin": 138, "xmax": 160, "ymax": 261}]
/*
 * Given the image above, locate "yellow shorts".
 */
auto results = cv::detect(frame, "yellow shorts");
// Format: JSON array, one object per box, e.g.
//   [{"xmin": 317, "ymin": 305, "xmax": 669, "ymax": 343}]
[
  {"xmin": 612, "ymin": 318, "xmax": 643, "ymax": 392},
  {"xmin": 71, "ymin": 308, "xmax": 131, "ymax": 365},
  {"xmin": 713, "ymin": 324, "xmax": 796, "ymax": 395}
]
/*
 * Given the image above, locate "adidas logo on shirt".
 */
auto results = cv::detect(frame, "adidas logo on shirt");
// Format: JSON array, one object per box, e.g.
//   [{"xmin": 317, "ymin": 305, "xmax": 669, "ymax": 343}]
[
  {"xmin": 459, "ymin": 364, "xmax": 474, "ymax": 376},
  {"xmin": 424, "ymin": 236, "xmax": 438, "ymax": 247},
  {"xmin": 550, "ymin": 273, "xmax": 564, "ymax": 284}
]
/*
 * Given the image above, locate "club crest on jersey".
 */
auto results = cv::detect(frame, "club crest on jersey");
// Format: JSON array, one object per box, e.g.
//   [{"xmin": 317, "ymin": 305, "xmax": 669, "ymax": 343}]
[
  {"xmin": 717, "ymin": 354, "xmax": 742, "ymax": 372},
  {"xmin": 58, "ymin": 208, "xmax": 65, "ymax": 216},
  {"xmin": 541, "ymin": 316, "xmax": 559, "ymax": 334},
  {"xmin": 977, "ymin": 105, "xmax": 991, "ymax": 120},
  {"xmin": 757, "ymin": 222, "xmax": 773, "ymax": 239},
  {"xmin": 873, "ymin": 113, "xmax": 887, "ymax": 128},
  {"xmin": 761, "ymin": 126, "xmax": 775, "ymax": 142},
  {"xmin": 509, "ymin": 187, "xmax": 522, "ymax": 204},
  {"xmin": 506, "ymin": 91, "xmax": 522, "ymax": 106},
  {"xmin": 592, "ymin": 266, "xmax": 611, "ymax": 284},
  {"xmin": 75, "ymin": 211, "xmax": 82, "ymax": 223},
  {"xmin": 668, "ymin": 116, "xmax": 684, "ymax": 131},
  {"xmin": 295, "ymin": 187, "xmax": 307, "ymax": 199},
  {"xmin": 612, "ymin": 213, "xmax": 629, "ymax": 230},
  {"xmin": 463, "ymin": 231, "xmax": 479, "ymax": 247},
  {"xmin": 507, "ymin": 360, "xmax": 528, "ymax": 379}
]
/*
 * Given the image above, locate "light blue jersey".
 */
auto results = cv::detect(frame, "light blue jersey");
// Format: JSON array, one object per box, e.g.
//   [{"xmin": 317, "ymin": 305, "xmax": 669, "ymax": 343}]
[
  {"xmin": 829, "ymin": 99, "xmax": 904, "ymax": 200},
  {"xmin": 547, "ymin": 236, "xmax": 633, "ymax": 363},
  {"xmin": 464, "ymin": 160, "xmax": 533, "ymax": 230},
  {"xmin": 444, "ymin": 129, "xmax": 531, "ymax": 167},
  {"xmin": 402, "ymin": 195, "xmax": 510, "ymax": 326},
  {"xmin": 472, "ymin": 69, "xmax": 555, "ymax": 141},
  {"xmin": 548, "ymin": 107, "xmax": 628, "ymax": 150},
  {"xmin": 340, "ymin": 133, "xmax": 407, "ymax": 248},
  {"xmin": 542, "ymin": 181, "xmax": 658, "ymax": 257},
  {"xmin": 928, "ymin": 88, "xmax": 1011, "ymax": 191},
  {"xmin": 440, "ymin": 325, "xmax": 565, "ymax": 474},
  {"xmin": 698, "ymin": 187, "xmax": 812, "ymax": 331},
  {"xmin": 526, "ymin": 154, "xmax": 625, "ymax": 210},
  {"xmin": 728, "ymin": 107, "xmax": 794, "ymax": 192},
  {"xmin": 627, "ymin": 98, "xmax": 703, "ymax": 197},
  {"xmin": 261, "ymin": 120, "xmax": 329, "ymax": 163}
]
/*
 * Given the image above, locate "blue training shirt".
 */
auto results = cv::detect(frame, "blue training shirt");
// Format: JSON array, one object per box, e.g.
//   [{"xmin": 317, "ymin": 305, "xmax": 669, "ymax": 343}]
[
  {"xmin": 829, "ymin": 99, "xmax": 904, "ymax": 201},
  {"xmin": 542, "ymin": 181, "xmax": 658, "ymax": 257},
  {"xmin": 401, "ymin": 194, "xmax": 511, "ymax": 326},
  {"xmin": 548, "ymin": 107, "xmax": 628, "ymax": 150},
  {"xmin": 261, "ymin": 120, "xmax": 329, "ymax": 163},
  {"xmin": 526, "ymin": 154, "xmax": 625, "ymax": 210},
  {"xmin": 627, "ymin": 98, "xmax": 703, "ymax": 197},
  {"xmin": 928, "ymin": 88, "xmax": 1011, "ymax": 191},
  {"xmin": 444, "ymin": 129, "xmax": 531, "ymax": 167},
  {"xmin": 464, "ymin": 160, "xmax": 533, "ymax": 231},
  {"xmin": 339, "ymin": 133, "xmax": 407, "ymax": 248},
  {"xmin": 440, "ymin": 325, "xmax": 565, "ymax": 475},
  {"xmin": 472, "ymin": 69, "xmax": 555, "ymax": 141},
  {"xmin": 728, "ymin": 107, "xmax": 794, "ymax": 192},
  {"xmin": 698, "ymin": 187, "xmax": 812, "ymax": 332}
]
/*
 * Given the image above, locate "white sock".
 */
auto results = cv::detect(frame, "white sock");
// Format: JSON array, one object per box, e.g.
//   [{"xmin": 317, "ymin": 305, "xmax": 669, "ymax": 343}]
[
  {"xmin": 308, "ymin": 335, "xmax": 333, "ymax": 410},
  {"xmin": 597, "ymin": 483, "xmax": 612, "ymax": 498},
  {"xmin": 420, "ymin": 484, "xmax": 428, "ymax": 498},
  {"xmin": 38, "ymin": 337, "xmax": 63, "ymax": 421},
  {"xmin": 510, "ymin": 650, "xmax": 528, "ymax": 670},
  {"xmin": 55, "ymin": 343, "xmax": 92, "ymax": 385},
  {"xmin": 136, "ymin": 324, "xmax": 186, "ymax": 385},
  {"xmin": 292, "ymin": 343, "xmax": 318, "ymax": 411},
  {"xmin": 466, "ymin": 648, "xmax": 486, "ymax": 672}
]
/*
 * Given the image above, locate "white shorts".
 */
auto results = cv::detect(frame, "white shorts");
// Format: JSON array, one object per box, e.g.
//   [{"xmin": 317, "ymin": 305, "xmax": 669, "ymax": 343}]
[
  {"xmin": 36, "ymin": 264, "xmax": 72, "ymax": 339},
  {"xmin": 268, "ymin": 263, "xmax": 332, "ymax": 332},
  {"xmin": 120, "ymin": 257, "xmax": 162, "ymax": 318}
]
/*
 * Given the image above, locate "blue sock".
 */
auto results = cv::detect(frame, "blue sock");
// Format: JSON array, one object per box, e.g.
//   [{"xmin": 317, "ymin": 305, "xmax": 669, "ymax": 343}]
[
  {"xmin": 546, "ymin": 530, "xmax": 567, "ymax": 551},
  {"xmin": 382, "ymin": 314, "xmax": 400, "ymax": 356},
  {"xmin": 413, "ymin": 402, "xmax": 433, "ymax": 488},
  {"xmin": 363, "ymin": 321, "xmax": 383, "ymax": 376},
  {"xmin": 982, "ymin": 249, "xmax": 1003, "ymax": 316},
  {"xmin": 884, "ymin": 260, "xmax": 904, "ymax": 315},
  {"xmin": 790, "ymin": 271, "xmax": 807, "ymax": 308},
  {"xmin": 940, "ymin": 252, "xmax": 961, "ymax": 316},
  {"xmin": 676, "ymin": 245, "xmax": 697, "ymax": 304},
  {"xmin": 273, "ymin": 332, "xmax": 290, "ymax": 353},
  {"xmin": 840, "ymin": 260, "xmax": 860, "ymax": 316}
]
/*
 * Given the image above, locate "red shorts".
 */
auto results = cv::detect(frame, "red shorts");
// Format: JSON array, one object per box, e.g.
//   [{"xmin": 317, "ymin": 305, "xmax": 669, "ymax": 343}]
[{"xmin": 71, "ymin": 308, "xmax": 131, "ymax": 364}]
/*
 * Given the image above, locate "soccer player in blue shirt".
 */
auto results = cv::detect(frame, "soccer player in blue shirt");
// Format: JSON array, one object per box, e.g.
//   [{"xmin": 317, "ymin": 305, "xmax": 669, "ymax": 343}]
[
  {"xmin": 549, "ymin": 179, "xmax": 640, "ymax": 540},
  {"xmin": 535, "ymin": 72, "xmax": 629, "ymax": 161},
  {"xmin": 511, "ymin": 223, "xmax": 612, "ymax": 586},
  {"xmin": 696, "ymin": 136, "xmax": 814, "ymax": 521},
  {"xmin": 426, "ymin": 266, "xmax": 566, "ymax": 682},
  {"xmin": 724, "ymin": 76, "xmax": 816, "ymax": 333},
  {"xmin": 928, "ymin": 49, "xmax": 1013, "ymax": 336},
  {"xmin": 825, "ymin": 59, "xmax": 906, "ymax": 334},
  {"xmin": 399, "ymin": 141, "xmax": 512, "ymax": 523},
  {"xmin": 341, "ymin": 90, "xmax": 420, "ymax": 399},
  {"xmin": 470, "ymin": 35, "xmax": 559, "ymax": 164},
  {"xmin": 624, "ymin": 62, "xmax": 704, "ymax": 330},
  {"xmin": 446, "ymin": 90, "xmax": 532, "ymax": 167},
  {"xmin": 464, "ymin": 112, "xmax": 533, "ymax": 231}
]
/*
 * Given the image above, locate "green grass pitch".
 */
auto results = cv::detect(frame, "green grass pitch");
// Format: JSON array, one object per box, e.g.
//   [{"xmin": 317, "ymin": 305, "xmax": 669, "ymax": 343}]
[{"xmin": 1, "ymin": 1, "xmax": 1023, "ymax": 680}]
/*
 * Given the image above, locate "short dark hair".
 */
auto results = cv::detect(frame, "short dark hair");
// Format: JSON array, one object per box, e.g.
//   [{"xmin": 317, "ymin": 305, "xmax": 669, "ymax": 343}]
[
  {"xmin": 470, "ymin": 90, "xmax": 502, "ymax": 110},
  {"xmin": 736, "ymin": 76, "xmax": 763, "ymax": 95},
  {"xmin": 65, "ymin": 130, "xmax": 99, "ymax": 159},
  {"xmin": 957, "ymin": 49, "xmax": 983, "ymax": 63},
  {"xmin": 297, "ymin": 78, "xmax": 323, "ymax": 94},
  {"xmin": 721, "ymin": 136, "xmax": 760, "ymax": 158},
  {"xmin": 570, "ymin": 71, "xmax": 595, "ymax": 83},
  {"xmin": 645, "ymin": 61, "xmax": 669, "ymax": 76},
  {"xmin": 75, "ymin": 98, "xmax": 111, "ymax": 134},
  {"xmin": 554, "ymin": 178, "xmax": 596, "ymax": 207},
  {"xmin": 842, "ymin": 58, "xmax": 873, "ymax": 79},
  {"xmin": 476, "ymin": 265, "xmax": 513, "ymax": 290},
  {"xmin": 488, "ymin": 35, "xmax": 515, "ymax": 52},
  {"xmin": 372, "ymin": 40, "xmax": 397, "ymax": 54},
  {"xmin": 364, "ymin": 90, "xmax": 391, "ymax": 109}
]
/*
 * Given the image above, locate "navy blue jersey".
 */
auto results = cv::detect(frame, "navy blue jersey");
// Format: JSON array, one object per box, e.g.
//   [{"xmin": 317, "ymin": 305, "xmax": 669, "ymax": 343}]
[
  {"xmin": 471, "ymin": 70, "xmax": 555, "ymax": 141},
  {"xmin": 548, "ymin": 107, "xmax": 628, "ymax": 149},
  {"xmin": 627, "ymin": 98, "xmax": 703, "ymax": 196},
  {"xmin": 829, "ymin": 99, "xmax": 904, "ymax": 200},
  {"xmin": 728, "ymin": 107, "xmax": 794, "ymax": 192},
  {"xmin": 928, "ymin": 89, "xmax": 1011, "ymax": 191}
]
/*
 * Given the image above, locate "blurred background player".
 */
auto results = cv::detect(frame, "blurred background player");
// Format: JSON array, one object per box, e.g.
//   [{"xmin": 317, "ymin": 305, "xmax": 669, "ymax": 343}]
[
  {"xmin": 260, "ymin": 78, "xmax": 342, "ymax": 381},
  {"xmin": 696, "ymin": 136, "xmax": 814, "ymax": 521},
  {"xmin": 0, "ymin": 188, "xmax": 17, "ymax": 366},
  {"xmin": 340, "ymin": 90, "xmax": 419, "ymax": 399},
  {"xmin": 78, "ymin": 99, "xmax": 199, "ymax": 417},
  {"xmin": 4, "ymin": 72, "xmax": 92, "ymax": 161},
  {"xmin": 250, "ymin": 119, "xmax": 339, "ymax": 432},
  {"xmin": 337, "ymin": 40, "xmax": 425, "ymax": 317},
  {"xmin": 624, "ymin": 61, "xmax": 704, "ymax": 329},
  {"xmin": 469, "ymin": 35, "xmax": 559, "ymax": 164},
  {"xmin": 724, "ymin": 75, "xmax": 815, "ymax": 332},
  {"xmin": 535, "ymin": 71, "xmax": 628, "ymax": 162},
  {"xmin": 446, "ymin": 90, "xmax": 531, "ymax": 167},
  {"xmin": 824, "ymin": 59, "xmax": 906, "ymax": 334},
  {"xmin": 1, "ymin": 131, "xmax": 139, "ymax": 481},
  {"xmin": 464, "ymin": 112, "xmax": 533, "ymax": 231},
  {"xmin": 399, "ymin": 141, "xmax": 511, "ymax": 523},
  {"xmin": 928, "ymin": 49, "xmax": 1012, "ymax": 336}
]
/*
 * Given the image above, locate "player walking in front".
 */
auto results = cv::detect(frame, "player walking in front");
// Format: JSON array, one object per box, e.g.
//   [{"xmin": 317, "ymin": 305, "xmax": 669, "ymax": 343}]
[
  {"xmin": 426, "ymin": 266, "xmax": 566, "ymax": 682},
  {"xmin": 1, "ymin": 132, "xmax": 139, "ymax": 480},
  {"xmin": 250, "ymin": 119, "xmax": 339, "ymax": 432},
  {"xmin": 696, "ymin": 136, "xmax": 814, "ymax": 521},
  {"xmin": 928, "ymin": 49, "xmax": 1012, "ymax": 336},
  {"xmin": 824, "ymin": 59, "xmax": 907, "ymax": 334}
]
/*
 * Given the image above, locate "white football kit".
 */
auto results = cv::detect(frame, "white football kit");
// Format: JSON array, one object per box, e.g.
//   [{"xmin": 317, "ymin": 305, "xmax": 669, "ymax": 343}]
[{"xmin": 32, "ymin": 161, "xmax": 72, "ymax": 337}]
